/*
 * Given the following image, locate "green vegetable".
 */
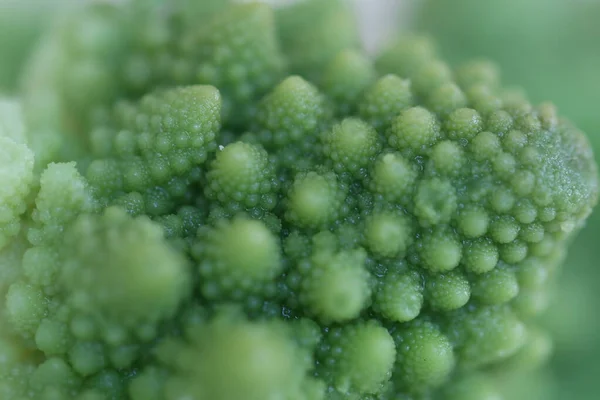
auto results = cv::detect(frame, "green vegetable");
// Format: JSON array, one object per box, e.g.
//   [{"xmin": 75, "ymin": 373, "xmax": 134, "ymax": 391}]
[{"xmin": 0, "ymin": 1, "xmax": 597, "ymax": 399}]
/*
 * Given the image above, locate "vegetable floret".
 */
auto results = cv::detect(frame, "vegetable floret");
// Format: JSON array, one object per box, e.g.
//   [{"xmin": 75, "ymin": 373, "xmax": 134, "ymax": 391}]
[
  {"xmin": 11, "ymin": 204, "xmax": 190, "ymax": 349},
  {"xmin": 321, "ymin": 50, "xmax": 377, "ymax": 117},
  {"xmin": 368, "ymin": 151, "xmax": 417, "ymax": 203},
  {"xmin": 59, "ymin": 207, "xmax": 191, "ymax": 343},
  {"xmin": 193, "ymin": 215, "xmax": 281, "ymax": 303},
  {"xmin": 0, "ymin": 100, "xmax": 34, "ymax": 250},
  {"xmin": 252, "ymin": 76, "xmax": 330, "ymax": 172},
  {"xmin": 448, "ymin": 305, "xmax": 527, "ymax": 369},
  {"xmin": 322, "ymin": 118, "xmax": 381, "ymax": 177},
  {"xmin": 0, "ymin": 137, "xmax": 34, "ymax": 250},
  {"xmin": 364, "ymin": 210, "xmax": 414, "ymax": 258},
  {"xmin": 285, "ymin": 170, "xmax": 346, "ymax": 230},
  {"xmin": 388, "ymin": 106, "xmax": 441, "ymax": 155},
  {"xmin": 177, "ymin": 3, "xmax": 284, "ymax": 126},
  {"xmin": 297, "ymin": 239, "xmax": 371, "ymax": 323},
  {"xmin": 205, "ymin": 141, "xmax": 277, "ymax": 213},
  {"xmin": 373, "ymin": 270, "xmax": 424, "ymax": 323},
  {"xmin": 318, "ymin": 320, "xmax": 396, "ymax": 395},
  {"xmin": 358, "ymin": 74, "xmax": 414, "ymax": 131},
  {"xmin": 28, "ymin": 162, "xmax": 96, "ymax": 246},
  {"xmin": 425, "ymin": 270, "xmax": 471, "ymax": 311},
  {"xmin": 87, "ymin": 85, "xmax": 221, "ymax": 214},
  {"xmin": 393, "ymin": 321, "xmax": 455, "ymax": 392},
  {"xmin": 131, "ymin": 310, "xmax": 315, "ymax": 400}
]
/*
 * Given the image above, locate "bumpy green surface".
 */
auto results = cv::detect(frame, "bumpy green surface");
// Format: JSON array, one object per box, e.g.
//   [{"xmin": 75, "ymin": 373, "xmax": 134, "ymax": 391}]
[
  {"xmin": 0, "ymin": 116, "xmax": 34, "ymax": 248},
  {"xmin": 0, "ymin": 1, "xmax": 598, "ymax": 399},
  {"xmin": 413, "ymin": 2, "xmax": 600, "ymax": 398}
]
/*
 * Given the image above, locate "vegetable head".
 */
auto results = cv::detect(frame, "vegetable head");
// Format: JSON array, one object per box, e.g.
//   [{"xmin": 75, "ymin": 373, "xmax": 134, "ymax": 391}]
[{"xmin": 1, "ymin": 1, "xmax": 597, "ymax": 399}]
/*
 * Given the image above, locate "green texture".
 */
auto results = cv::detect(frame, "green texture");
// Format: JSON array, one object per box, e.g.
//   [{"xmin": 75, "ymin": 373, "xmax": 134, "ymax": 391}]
[{"xmin": 0, "ymin": 1, "xmax": 597, "ymax": 399}]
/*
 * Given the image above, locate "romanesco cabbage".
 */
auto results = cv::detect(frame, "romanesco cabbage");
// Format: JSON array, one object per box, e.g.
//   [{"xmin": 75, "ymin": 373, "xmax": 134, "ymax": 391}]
[{"xmin": 0, "ymin": 1, "xmax": 597, "ymax": 399}]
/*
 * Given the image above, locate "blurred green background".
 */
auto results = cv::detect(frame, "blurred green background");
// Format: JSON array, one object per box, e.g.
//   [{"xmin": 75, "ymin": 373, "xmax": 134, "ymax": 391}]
[
  {"xmin": 0, "ymin": 0, "xmax": 73, "ymax": 93},
  {"xmin": 0, "ymin": 0, "xmax": 599, "ymax": 398}
]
